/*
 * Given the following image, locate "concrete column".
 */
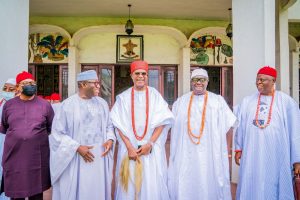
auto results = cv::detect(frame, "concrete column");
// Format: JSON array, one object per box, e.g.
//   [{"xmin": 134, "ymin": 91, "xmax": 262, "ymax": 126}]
[
  {"xmin": 278, "ymin": 8, "xmax": 290, "ymax": 94},
  {"xmin": 232, "ymin": 0, "xmax": 277, "ymax": 105},
  {"xmin": 178, "ymin": 47, "xmax": 191, "ymax": 97},
  {"xmin": 68, "ymin": 45, "xmax": 80, "ymax": 96},
  {"xmin": 291, "ymin": 51, "xmax": 299, "ymax": 104},
  {"xmin": 0, "ymin": 0, "xmax": 29, "ymax": 86}
]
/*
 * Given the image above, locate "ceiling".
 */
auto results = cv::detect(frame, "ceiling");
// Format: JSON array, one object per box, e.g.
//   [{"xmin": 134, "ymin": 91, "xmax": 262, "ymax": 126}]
[{"xmin": 29, "ymin": 0, "xmax": 232, "ymax": 20}]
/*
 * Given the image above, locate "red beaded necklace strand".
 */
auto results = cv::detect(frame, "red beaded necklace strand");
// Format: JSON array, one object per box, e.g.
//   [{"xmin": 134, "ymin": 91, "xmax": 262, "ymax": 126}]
[
  {"xmin": 255, "ymin": 90, "xmax": 275, "ymax": 129},
  {"xmin": 187, "ymin": 91, "xmax": 208, "ymax": 144},
  {"xmin": 131, "ymin": 87, "xmax": 149, "ymax": 141}
]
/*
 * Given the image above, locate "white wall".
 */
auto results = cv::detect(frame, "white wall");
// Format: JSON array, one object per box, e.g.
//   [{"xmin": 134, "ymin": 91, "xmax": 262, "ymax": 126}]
[
  {"xmin": 288, "ymin": 0, "xmax": 300, "ymax": 20},
  {"xmin": 0, "ymin": 0, "xmax": 29, "ymax": 87},
  {"xmin": 78, "ymin": 33, "xmax": 180, "ymax": 64}
]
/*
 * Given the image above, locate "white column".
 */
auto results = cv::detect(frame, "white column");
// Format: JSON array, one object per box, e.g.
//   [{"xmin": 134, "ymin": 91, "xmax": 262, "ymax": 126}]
[
  {"xmin": 0, "ymin": 0, "xmax": 29, "ymax": 86},
  {"xmin": 178, "ymin": 47, "xmax": 191, "ymax": 97},
  {"xmin": 232, "ymin": 0, "xmax": 277, "ymax": 105},
  {"xmin": 68, "ymin": 45, "xmax": 80, "ymax": 96},
  {"xmin": 278, "ymin": 8, "xmax": 290, "ymax": 94},
  {"xmin": 291, "ymin": 51, "xmax": 299, "ymax": 104}
]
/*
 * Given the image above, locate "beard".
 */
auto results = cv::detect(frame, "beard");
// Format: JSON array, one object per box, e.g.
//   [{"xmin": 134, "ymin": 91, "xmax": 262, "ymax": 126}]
[{"xmin": 85, "ymin": 87, "xmax": 96, "ymax": 98}]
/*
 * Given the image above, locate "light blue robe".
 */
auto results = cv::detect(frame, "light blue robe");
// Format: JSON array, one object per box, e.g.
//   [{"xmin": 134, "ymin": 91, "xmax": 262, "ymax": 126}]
[
  {"xmin": 49, "ymin": 94, "xmax": 115, "ymax": 200},
  {"xmin": 235, "ymin": 91, "xmax": 300, "ymax": 200}
]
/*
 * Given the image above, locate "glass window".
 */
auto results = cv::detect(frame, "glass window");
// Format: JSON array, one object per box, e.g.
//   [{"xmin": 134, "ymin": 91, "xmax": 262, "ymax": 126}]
[
  {"xmin": 148, "ymin": 69, "xmax": 159, "ymax": 91},
  {"xmin": 163, "ymin": 70, "xmax": 175, "ymax": 105},
  {"xmin": 100, "ymin": 68, "xmax": 112, "ymax": 107},
  {"xmin": 61, "ymin": 67, "xmax": 68, "ymax": 100}
]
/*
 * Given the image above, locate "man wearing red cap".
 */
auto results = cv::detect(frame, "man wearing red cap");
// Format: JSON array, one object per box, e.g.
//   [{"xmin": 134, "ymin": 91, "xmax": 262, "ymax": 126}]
[
  {"xmin": 111, "ymin": 60, "xmax": 174, "ymax": 200},
  {"xmin": 0, "ymin": 71, "xmax": 54, "ymax": 200},
  {"xmin": 234, "ymin": 66, "xmax": 300, "ymax": 199}
]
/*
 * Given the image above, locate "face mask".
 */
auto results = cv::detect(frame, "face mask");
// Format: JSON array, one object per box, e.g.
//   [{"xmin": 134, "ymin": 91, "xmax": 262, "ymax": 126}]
[
  {"xmin": 22, "ymin": 85, "xmax": 37, "ymax": 96},
  {"xmin": 1, "ymin": 91, "xmax": 15, "ymax": 101}
]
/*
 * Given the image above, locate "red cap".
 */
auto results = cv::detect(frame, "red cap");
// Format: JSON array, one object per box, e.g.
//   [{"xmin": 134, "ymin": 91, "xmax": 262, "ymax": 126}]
[
  {"xmin": 51, "ymin": 93, "xmax": 61, "ymax": 101},
  {"xmin": 130, "ymin": 60, "xmax": 148, "ymax": 74},
  {"xmin": 257, "ymin": 66, "xmax": 277, "ymax": 79},
  {"xmin": 16, "ymin": 71, "xmax": 34, "ymax": 84}
]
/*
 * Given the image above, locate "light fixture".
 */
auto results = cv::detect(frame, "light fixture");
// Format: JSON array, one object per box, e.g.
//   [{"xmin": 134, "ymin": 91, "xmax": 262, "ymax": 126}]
[
  {"xmin": 125, "ymin": 4, "xmax": 134, "ymax": 35},
  {"xmin": 226, "ymin": 8, "xmax": 233, "ymax": 40}
]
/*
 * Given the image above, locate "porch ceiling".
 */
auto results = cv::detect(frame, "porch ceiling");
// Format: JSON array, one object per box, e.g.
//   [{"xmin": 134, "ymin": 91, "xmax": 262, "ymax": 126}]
[{"xmin": 30, "ymin": 0, "xmax": 232, "ymax": 20}]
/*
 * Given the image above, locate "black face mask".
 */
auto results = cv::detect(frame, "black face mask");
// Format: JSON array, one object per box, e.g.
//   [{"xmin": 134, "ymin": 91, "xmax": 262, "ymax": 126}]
[{"xmin": 22, "ymin": 85, "xmax": 37, "ymax": 96}]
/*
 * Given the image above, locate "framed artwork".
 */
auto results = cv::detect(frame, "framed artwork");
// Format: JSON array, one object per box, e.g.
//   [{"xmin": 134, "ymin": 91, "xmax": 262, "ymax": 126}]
[{"xmin": 116, "ymin": 35, "xmax": 144, "ymax": 63}]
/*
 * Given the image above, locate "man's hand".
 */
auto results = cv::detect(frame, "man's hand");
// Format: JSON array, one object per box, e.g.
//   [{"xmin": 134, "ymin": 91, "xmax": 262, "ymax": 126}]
[
  {"xmin": 77, "ymin": 145, "xmax": 94, "ymax": 162},
  {"xmin": 235, "ymin": 151, "xmax": 242, "ymax": 166},
  {"xmin": 294, "ymin": 163, "xmax": 300, "ymax": 175},
  {"xmin": 137, "ymin": 143, "xmax": 152, "ymax": 156},
  {"xmin": 127, "ymin": 145, "xmax": 138, "ymax": 161},
  {"xmin": 101, "ymin": 139, "xmax": 113, "ymax": 157}
]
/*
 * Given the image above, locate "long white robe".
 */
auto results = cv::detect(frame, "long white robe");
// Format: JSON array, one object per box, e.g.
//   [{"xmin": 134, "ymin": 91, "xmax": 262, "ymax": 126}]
[
  {"xmin": 51, "ymin": 102, "xmax": 62, "ymax": 114},
  {"xmin": 111, "ymin": 87, "xmax": 174, "ymax": 200},
  {"xmin": 0, "ymin": 98, "xmax": 9, "ymax": 200},
  {"xmin": 235, "ymin": 91, "xmax": 300, "ymax": 200},
  {"xmin": 49, "ymin": 94, "xmax": 115, "ymax": 200},
  {"xmin": 168, "ymin": 91, "xmax": 236, "ymax": 200}
]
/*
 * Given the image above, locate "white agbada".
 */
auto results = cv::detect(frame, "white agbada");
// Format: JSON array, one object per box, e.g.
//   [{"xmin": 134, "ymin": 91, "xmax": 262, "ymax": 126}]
[
  {"xmin": 168, "ymin": 91, "xmax": 236, "ymax": 200},
  {"xmin": 49, "ymin": 94, "xmax": 115, "ymax": 200},
  {"xmin": 51, "ymin": 102, "xmax": 62, "ymax": 114},
  {"xmin": 0, "ymin": 97, "xmax": 9, "ymax": 200},
  {"xmin": 111, "ymin": 86, "xmax": 174, "ymax": 200},
  {"xmin": 235, "ymin": 91, "xmax": 300, "ymax": 200}
]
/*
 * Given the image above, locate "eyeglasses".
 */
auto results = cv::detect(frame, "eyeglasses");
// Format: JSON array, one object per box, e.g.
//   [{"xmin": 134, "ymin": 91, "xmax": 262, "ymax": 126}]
[
  {"xmin": 191, "ymin": 78, "xmax": 208, "ymax": 83},
  {"xmin": 256, "ymin": 78, "xmax": 273, "ymax": 83},
  {"xmin": 134, "ymin": 72, "xmax": 148, "ymax": 76},
  {"xmin": 86, "ymin": 81, "xmax": 100, "ymax": 87},
  {"xmin": 20, "ymin": 81, "xmax": 36, "ymax": 86}
]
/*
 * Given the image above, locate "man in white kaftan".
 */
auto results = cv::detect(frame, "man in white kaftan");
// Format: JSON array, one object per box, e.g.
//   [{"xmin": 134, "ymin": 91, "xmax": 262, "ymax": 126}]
[
  {"xmin": 111, "ymin": 60, "xmax": 174, "ymax": 200},
  {"xmin": 235, "ymin": 66, "xmax": 300, "ymax": 200},
  {"xmin": 168, "ymin": 68, "xmax": 236, "ymax": 200},
  {"xmin": 50, "ymin": 70, "xmax": 115, "ymax": 200}
]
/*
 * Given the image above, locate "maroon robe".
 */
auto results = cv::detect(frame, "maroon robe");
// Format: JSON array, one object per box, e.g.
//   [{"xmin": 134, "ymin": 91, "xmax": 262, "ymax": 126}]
[{"xmin": 0, "ymin": 96, "xmax": 54, "ymax": 198}]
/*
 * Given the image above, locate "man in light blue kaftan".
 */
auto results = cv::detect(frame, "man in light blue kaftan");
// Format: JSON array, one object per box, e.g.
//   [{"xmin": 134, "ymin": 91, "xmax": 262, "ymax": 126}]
[
  {"xmin": 50, "ymin": 70, "xmax": 115, "ymax": 200},
  {"xmin": 235, "ymin": 66, "xmax": 300, "ymax": 200}
]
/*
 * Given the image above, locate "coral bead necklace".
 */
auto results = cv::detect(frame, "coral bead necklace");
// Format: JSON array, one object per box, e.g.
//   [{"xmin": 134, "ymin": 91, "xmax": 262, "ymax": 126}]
[
  {"xmin": 255, "ymin": 90, "xmax": 275, "ymax": 129},
  {"xmin": 187, "ymin": 91, "xmax": 208, "ymax": 144},
  {"xmin": 131, "ymin": 86, "xmax": 149, "ymax": 141}
]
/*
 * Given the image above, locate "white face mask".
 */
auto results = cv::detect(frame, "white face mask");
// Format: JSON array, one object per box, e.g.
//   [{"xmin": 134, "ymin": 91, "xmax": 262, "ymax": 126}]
[{"xmin": 1, "ymin": 91, "xmax": 15, "ymax": 101}]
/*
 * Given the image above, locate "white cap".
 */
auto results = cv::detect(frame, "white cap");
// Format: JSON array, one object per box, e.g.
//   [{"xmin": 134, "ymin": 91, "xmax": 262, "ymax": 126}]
[
  {"xmin": 5, "ymin": 78, "xmax": 16, "ymax": 85},
  {"xmin": 77, "ymin": 70, "xmax": 98, "ymax": 82},
  {"xmin": 191, "ymin": 68, "xmax": 208, "ymax": 79}
]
